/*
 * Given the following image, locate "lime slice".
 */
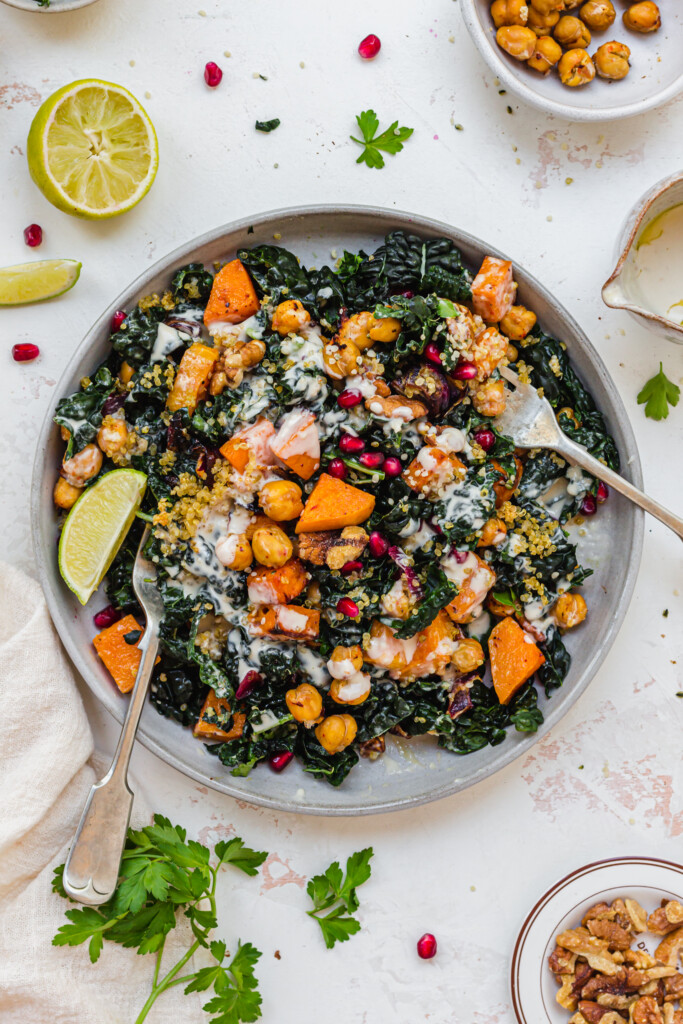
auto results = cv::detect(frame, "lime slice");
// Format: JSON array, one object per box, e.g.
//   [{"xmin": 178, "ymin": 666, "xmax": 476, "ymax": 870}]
[
  {"xmin": 59, "ymin": 469, "xmax": 147, "ymax": 605},
  {"xmin": 27, "ymin": 79, "xmax": 158, "ymax": 220},
  {"xmin": 0, "ymin": 258, "xmax": 81, "ymax": 306}
]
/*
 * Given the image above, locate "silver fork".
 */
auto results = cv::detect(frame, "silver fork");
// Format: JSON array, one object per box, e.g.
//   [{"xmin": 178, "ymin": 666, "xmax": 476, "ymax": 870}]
[
  {"xmin": 496, "ymin": 365, "xmax": 683, "ymax": 541},
  {"xmin": 63, "ymin": 526, "xmax": 165, "ymax": 905}
]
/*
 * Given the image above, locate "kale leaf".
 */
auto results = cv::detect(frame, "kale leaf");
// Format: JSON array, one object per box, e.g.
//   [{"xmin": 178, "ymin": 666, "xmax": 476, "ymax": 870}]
[{"xmin": 54, "ymin": 367, "xmax": 118, "ymax": 459}]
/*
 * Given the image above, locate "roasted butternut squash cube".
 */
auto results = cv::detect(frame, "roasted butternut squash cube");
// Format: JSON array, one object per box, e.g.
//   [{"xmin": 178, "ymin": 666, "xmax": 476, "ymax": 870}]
[
  {"xmin": 193, "ymin": 689, "xmax": 246, "ymax": 741},
  {"xmin": 295, "ymin": 474, "xmax": 375, "ymax": 533},
  {"xmin": 93, "ymin": 614, "xmax": 158, "ymax": 694},
  {"xmin": 489, "ymin": 617, "xmax": 545, "ymax": 704},
  {"xmin": 166, "ymin": 343, "xmax": 219, "ymax": 414},
  {"xmin": 203, "ymin": 258, "xmax": 260, "ymax": 326}
]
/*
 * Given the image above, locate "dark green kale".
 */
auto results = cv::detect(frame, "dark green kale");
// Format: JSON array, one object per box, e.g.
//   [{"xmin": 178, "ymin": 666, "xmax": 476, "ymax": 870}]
[
  {"xmin": 391, "ymin": 566, "xmax": 456, "ymax": 639},
  {"xmin": 297, "ymin": 729, "xmax": 359, "ymax": 787},
  {"xmin": 54, "ymin": 367, "xmax": 118, "ymax": 459},
  {"xmin": 170, "ymin": 262, "xmax": 214, "ymax": 304},
  {"xmin": 537, "ymin": 625, "xmax": 571, "ymax": 694},
  {"xmin": 111, "ymin": 305, "xmax": 167, "ymax": 368},
  {"xmin": 255, "ymin": 118, "xmax": 280, "ymax": 133},
  {"xmin": 150, "ymin": 661, "xmax": 207, "ymax": 726}
]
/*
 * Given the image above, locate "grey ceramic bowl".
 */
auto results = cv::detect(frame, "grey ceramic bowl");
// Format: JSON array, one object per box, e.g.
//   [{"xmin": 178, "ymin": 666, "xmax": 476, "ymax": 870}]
[{"xmin": 32, "ymin": 205, "xmax": 643, "ymax": 816}]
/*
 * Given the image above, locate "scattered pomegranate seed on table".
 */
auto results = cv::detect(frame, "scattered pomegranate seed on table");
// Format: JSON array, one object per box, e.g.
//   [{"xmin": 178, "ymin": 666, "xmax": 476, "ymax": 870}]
[
  {"xmin": 93, "ymin": 605, "xmax": 122, "ymax": 629},
  {"xmin": 12, "ymin": 343, "xmax": 40, "ymax": 362},
  {"xmin": 269, "ymin": 751, "xmax": 294, "ymax": 772},
  {"xmin": 597, "ymin": 482, "xmax": 609, "ymax": 503},
  {"xmin": 337, "ymin": 597, "xmax": 360, "ymax": 618},
  {"xmin": 337, "ymin": 388, "xmax": 363, "ymax": 408},
  {"xmin": 23, "ymin": 223, "xmax": 42, "ymax": 247},
  {"xmin": 204, "ymin": 61, "xmax": 223, "ymax": 87},
  {"xmin": 111, "ymin": 310, "xmax": 127, "ymax": 332},
  {"xmin": 328, "ymin": 458, "xmax": 347, "ymax": 479},
  {"xmin": 339, "ymin": 433, "xmax": 365, "ymax": 454},
  {"xmin": 368, "ymin": 531, "xmax": 389, "ymax": 558},
  {"xmin": 581, "ymin": 494, "xmax": 597, "ymax": 516},
  {"xmin": 358, "ymin": 34, "xmax": 381, "ymax": 60},
  {"xmin": 417, "ymin": 933, "xmax": 437, "ymax": 959},
  {"xmin": 473, "ymin": 428, "xmax": 495, "ymax": 452},
  {"xmin": 383, "ymin": 456, "xmax": 402, "ymax": 477}
]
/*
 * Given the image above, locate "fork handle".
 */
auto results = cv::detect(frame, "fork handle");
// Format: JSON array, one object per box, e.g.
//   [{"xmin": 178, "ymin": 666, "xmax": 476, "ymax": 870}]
[
  {"xmin": 62, "ymin": 629, "xmax": 160, "ymax": 906},
  {"xmin": 557, "ymin": 437, "xmax": 683, "ymax": 542}
]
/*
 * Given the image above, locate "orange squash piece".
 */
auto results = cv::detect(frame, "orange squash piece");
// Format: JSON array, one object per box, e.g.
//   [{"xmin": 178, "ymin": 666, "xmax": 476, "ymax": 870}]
[
  {"xmin": 203, "ymin": 259, "xmax": 260, "ymax": 326},
  {"xmin": 93, "ymin": 614, "xmax": 159, "ymax": 694},
  {"xmin": 269, "ymin": 409, "xmax": 320, "ymax": 481},
  {"xmin": 403, "ymin": 446, "xmax": 466, "ymax": 496},
  {"xmin": 220, "ymin": 417, "xmax": 276, "ymax": 474},
  {"xmin": 364, "ymin": 612, "xmax": 457, "ymax": 681},
  {"xmin": 445, "ymin": 553, "xmax": 496, "ymax": 624},
  {"xmin": 248, "ymin": 604, "xmax": 320, "ymax": 640},
  {"xmin": 166, "ymin": 342, "xmax": 219, "ymax": 414},
  {"xmin": 193, "ymin": 689, "xmax": 246, "ymax": 741},
  {"xmin": 492, "ymin": 456, "xmax": 523, "ymax": 507},
  {"xmin": 247, "ymin": 558, "xmax": 307, "ymax": 605},
  {"xmin": 489, "ymin": 617, "xmax": 545, "ymax": 705},
  {"xmin": 471, "ymin": 256, "xmax": 517, "ymax": 324},
  {"xmin": 295, "ymin": 474, "xmax": 375, "ymax": 534}
]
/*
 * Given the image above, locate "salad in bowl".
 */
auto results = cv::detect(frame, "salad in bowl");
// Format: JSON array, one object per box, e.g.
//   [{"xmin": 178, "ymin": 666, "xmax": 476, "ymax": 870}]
[{"xmin": 51, "ymin": 231, "xmax": 617, "ymax": 786}]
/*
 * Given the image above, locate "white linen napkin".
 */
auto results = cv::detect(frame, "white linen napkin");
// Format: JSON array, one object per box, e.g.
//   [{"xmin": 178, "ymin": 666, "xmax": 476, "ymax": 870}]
[{"xmin": 0, "ymin": 562, "xmax": 203, "ymax": 1022}]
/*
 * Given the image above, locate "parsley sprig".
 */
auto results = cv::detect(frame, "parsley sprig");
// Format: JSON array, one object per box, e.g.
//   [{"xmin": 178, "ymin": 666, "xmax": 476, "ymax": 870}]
[
  {"xmin": 637, "ymin": 363, "xmax": 680, "ymax": 420},
  {"xmin": 351, "ymin": 110, "xmax": 413, "ymax": 169},
  {"xmin": 52, "ymin": 816, "xmax": 267, "ymax": 1024},
  {"xmin": 306, "ymin": 847, "xmax": 373, "ymax": 948}
]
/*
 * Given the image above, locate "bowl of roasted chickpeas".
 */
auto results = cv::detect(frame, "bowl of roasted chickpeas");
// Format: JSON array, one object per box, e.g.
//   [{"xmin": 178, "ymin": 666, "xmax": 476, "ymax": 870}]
[{"xmin": 460, "ymin": 0, "xmax": 683, "ymax": 120}]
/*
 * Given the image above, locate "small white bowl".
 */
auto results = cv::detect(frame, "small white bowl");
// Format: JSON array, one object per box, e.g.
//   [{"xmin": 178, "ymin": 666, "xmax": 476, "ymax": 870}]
[
  {"xmin": 460, "ymin": 1, "xmax": 683, "ymax": 122},
  {"xmin": 0, "ymin": 0, "xmax": 100, "ymax": 11},
  {"xmin": 602, "ymin": 170, "xmax": 683, "ymax": 345}
]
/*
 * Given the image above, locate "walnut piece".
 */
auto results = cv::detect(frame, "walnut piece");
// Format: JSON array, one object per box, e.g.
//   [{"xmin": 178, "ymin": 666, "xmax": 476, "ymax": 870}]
[
  {"xmin": 632, "ymin": 995, "xmax": 665, "ymax": 1024},
  {"xmin": 581, "ymin": 968, "xmax": 647, "ymax": 999},
  {"xmin": 650, "ymin": 904, "xmax": 683, "ymax": 937},
  {"xmin": 557, "ymin": 928, "xmax": 620, "ymax": 976},
  {"xmin": 655, "ymin": 927, "xmax": 683, "ymax": 968},
  {"xmin": 550, "ymin": 945, "xmax": 578, "ymax": 975},
  {"xmin": 359, "ymin": 736, "xmax": 385, "ymax": 760},
  {"xmin": 325, "ymin": 526, "xmax": 369, "ymax": 571},
  {"xmin": 578, "ymin": 1002, "xmax": 625, "ymax": 1023},
  {"xmin": 297, "ymin": 531, "xmax": 336, "ymax": 566},
  {"xmin": 663, "ymin": 973, "xmax": 683, "ymax": 1002},
  {"xmin": 587, "ymin": 919, "xmax": 633, "ymax": 951},
  {"xmin": 626, "ymin": 899, "xmax": 649, "ymax": 934}
]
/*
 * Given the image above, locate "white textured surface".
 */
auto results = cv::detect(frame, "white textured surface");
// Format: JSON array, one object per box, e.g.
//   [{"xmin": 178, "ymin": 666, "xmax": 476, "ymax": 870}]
[{"xmin": 1, "ymin": 1, "xmax": 682, "ymax": 1021}]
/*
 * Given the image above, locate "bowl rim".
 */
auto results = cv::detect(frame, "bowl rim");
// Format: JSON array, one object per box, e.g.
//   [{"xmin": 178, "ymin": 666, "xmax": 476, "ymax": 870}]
[
  {"xmin": 0, "ymin": 0, "xmax": 101, "ymax": 10},
  {"xmin": 459, "ymin": 0, "xmax": 683, "ymax": 123},
  {"xmin": 31, "ymin": 202, "xmax": 644, "ymax": 815}
]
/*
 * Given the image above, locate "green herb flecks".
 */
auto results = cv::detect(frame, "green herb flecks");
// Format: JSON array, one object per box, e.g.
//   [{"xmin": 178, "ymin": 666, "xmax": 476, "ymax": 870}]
[
  {"xmin": 350, "ymin": 110, "xmax": 413, "ymax": 170},
  {"xmin": 255, "ymin": 119, "xmax": 280, "ymax": 133},
  {"xmin": 306, "ymin": 848, "xmax": 373, "ymax": 948}
]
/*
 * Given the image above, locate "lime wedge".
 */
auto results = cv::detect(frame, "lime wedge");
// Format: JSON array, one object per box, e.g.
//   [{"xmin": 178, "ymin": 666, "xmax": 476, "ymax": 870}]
[
  {"xmin": 0, "ymin": 258, "xmax": 81, "ymax": 306},
  {"xmin": 59, "ymin": 469, "xmax": 147, "ymax": 605},
  {"xmin": 27, "ymin": 79, "xmax": 158, "ymax": 220}
]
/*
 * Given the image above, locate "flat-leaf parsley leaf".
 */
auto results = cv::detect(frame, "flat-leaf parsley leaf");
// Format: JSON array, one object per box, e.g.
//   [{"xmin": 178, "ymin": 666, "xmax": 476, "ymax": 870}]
[
  {"xmin": 306, "ymin": 847, "xmax": 373, "ymax": 948},
  {"xmin": 255, "ymin": 119, "xmax": 280, "ymax": 133},
  {"xmin": 637, "ymin": 363, "xmax": 680, "ymax": 420},
  {"xmin": 350, "ymin": 110, "xmax": 413, "ymax": 170}
]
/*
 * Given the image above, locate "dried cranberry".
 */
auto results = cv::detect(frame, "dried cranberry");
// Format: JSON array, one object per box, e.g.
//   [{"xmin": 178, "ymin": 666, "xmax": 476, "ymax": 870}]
[
  {"xmin": 424, "ymin": 342, "xmax": 443, "ymax": 367},
  {"xmin": 417, "ymin": 933, "xmax": 437, "ymax": 959},
  {"xmin": 581, "ymin": 494, "xmax": 597, "ymax": 517},
  {"xmin": 452, "ymin": 360, "xmax": 477, "ymax": 381},
  {"xmin": 12, "ymin": 343, "xmax": 39, "ymax": 362},
  {"xmin": 339, "ymin": 433, "xmax": 365, "ymax": 454},
  {"xmin": 341, "ymin": 560, "xmax": 363, "ymax": 574},
  {"xmin": 269, "ymin": 751, "xmax": 294, "ymax": 772},
  {"xmin": 383, "ymin": 456, "xmax": 403, "ymax": 478},
  {"xmin": 597, "ymin": 482, "xmax": 609, "ymax": 503},
  {"xmin": 337, "ymin": 597, "xmax": 359, "ymax": 618},
  {"xmin": 111, "ymin": 310, "xmax": 127, "ymax": 332},
  {"xmin": 368, "ymin": 531, "xmax": 389, "ymax": 558},
  {"xmin": 236, "ymin": 670, "xmax": 262, "ymax": 701},
  {"xmin": 166, "ymin": 413, "xmax": 186, "ymax": 451},
  {"xmin": 23, "ymin": 223, "xmax": 42, "ymax": 247},
  {"xmin": 328, "ymin": 458, "xmax": 347, "ymax": 479},
  {"xmin": 397, "ymin": 289, "xmax": 414, "ymax": 299},
  {"xmin": 337, "ymin": 388, "xmax": 363, "ymax": 409},
  {"xmin": 359, "ymin": 451, "xmax": 385, "ymax": 469},
  {"xmin": 93, "ymin": 605, "xmax": 122, "ymax": 629},
  {"xmin": 473, "ymin": 428, "xmax": 495, "ymax": 452},
  {"xmin": 204, "ymin": 61, "xmax": 223, "ymax": 87},
  {"xmin": 358, "ymin": 33, "xmax": 381, "ymax": 59},
  {"xmin": 101, "ymin": 393, "xmax": 127, "ymax": 416}
]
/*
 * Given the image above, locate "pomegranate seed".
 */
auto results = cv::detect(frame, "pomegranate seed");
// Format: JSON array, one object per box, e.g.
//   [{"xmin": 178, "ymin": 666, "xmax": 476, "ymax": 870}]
[
  {"xmin": 383, "ymin": 456, "xmax": 403, "ymax": 477},
  {"xmin": 417, "ymin": 933, "xmax": 437, "ymax": 959},
  {"xmin": 328, "ymin": 458, "xmax": 347, "ymax": 479},
  {"xmin": 581, "ymin": 494, "xmax": 597, "ymax": 517},
  {"xmin": 369, "ymin": 531, "xmax": 389, "ymax": 558},
  {"xmin": 23, "ymin": 223, "xmax": 42, "ymax": 247},
  {"xmin": 337, "ymin": 597, "xmax": 359, "ymax": 618},
  {"xmin": 473, "ymin": 428, "xmax": 495, "ymax": 452},
  {"xmin": 12, "ymin": 343, "xmax": 39, "ymax": 362},
  {"xmin": 111, "ymin": 310, "xmax": 127, "ymax": 332},
  {"xmin": 269, "ymin": 751, "xmax": 294, "ymax": 772},
  {"xmin": 358, "ymin": 33, "xmax": 381, "ymax": 59},
  {"xmin": 204, "ymin": 61, "xmax": 223, "ymax": 87},
  {"xmin": 451, "ymin": 549, "xmax": 469, "ymax": 564},
  {"xmin": 235, "ymin": 670, "xmax": 262, "ymax": 700},
  {"xmin": 337, "ymin": 388, "xmax": 363, "ymax": 409},
  {"xmin": 424, "ymin": 342, "xmax": 443, "ymax": 367},
  {"xmin": 452, "ymin": 360, "xmax": 477, "ymax": 381},
  {"xmin": 398, "ymin": 289, "xmax": 414, "ymax": 299},
  {"xmin": 359, "ymin": 451, "xmax": 385, "ymax": 469},
  {"xmin": 93, "ymin": 605, "xmax": 122, "ymax": 629},
  {"xmin": 597, "ymin": 482, "xmax": 609, "ymax": 503},
  {"xmin": 339, "ymin": 433, "xmax": 365, "ymax": 454},
  {"xmin": 341, "ymin": 559, "xmax": 363, "ymax": 574}
]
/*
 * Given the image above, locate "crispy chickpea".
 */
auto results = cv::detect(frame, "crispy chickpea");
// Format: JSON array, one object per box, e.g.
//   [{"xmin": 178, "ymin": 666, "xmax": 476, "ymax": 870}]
[
  {"xmin": 97, "ymin": 415, "xmax": 129, "ymax": 458},
  {"xmin": 271, "ymin": 299, "xmax": 311, "ymax": 336},
  {"xmin": 215, "ymin": 533, "xmax": 253, "ymax": 570},
  {"xmin": 472, "ymin": 379, "xmax": 506, "ymax": 418},
  {"xmin": 594, "ymin": 40, "xmax": 630, "ymax": 79},
  {"xmin": 558, "ymin": 48, "xmax": 596, "ymax": 86},
  {"xmin": 61, "ymin": 443, "xmax": 103, "ymax": 488},
  {"xmin": 251, "ymin": 525, "xmax": 293, "ymax": 567},
  {"xmin": 477, "ymin": 517, "xmax": 508, "ymax": 548},
  {"xmin": 336, "ymin": 311, "xmax": 375, "ymax": 351},
  {"xmin": 579, "ymin": 0, "xmax": 615, "ymax": 31},
  {"xmin": 506, "ymin": 342, "xmax": 519, "ymax": 362},
  {"xmin": 286, "ymin": 683, "xmax": 323, "ymax": 723},
  {"xmin": 244, "ymin": 513, "xmax": 277, "ymax": 539},
  {"xmin": 564, "ymin": 0, "xmax": 581, "ymax": 8},
  {"xmin": 453, "ymin": 638, "xmax": 485, "ymax": 673},
  {"xmin": 327, "ymin": 644, "xmax": 364, "ymax": 679},
  {"xmin": 527, "ymin": 5, "xmax": 560, "ymax": 33},
  {"xmin": 330, "ymin": 672, "xmax": 371, "ymax": 706},
  {"xmin": 500, "ymin": 305, "xmax": 537, "ymax": 342},
  {"xmin": 527, "ymin": 35, "xmax": 563, "ymax": 73},
  {"xmin": 530, "ymin": 0, "xmax": 564, "ymax": 13},
  {"xmin": 258, "ymin": 480, "xmax": 304, "ymax": 521},
  {"xmin": 119, "ymin": 361, "xmax": 135, "ymax": 385},
  {"xmin": 53, "ymin": 477, "xmax": 83, "ymax": 509},
  {"xmin": 323, "ymin": 340, "xmax": 361, "ymax": 379},
  {"xmin": 496, "ymin": 24, "xmax": 538, "ymax": 58},
  {"xmin": 491, "ymin": 0, "xmax": 529, "ymax": 27},
  {"xmin": 554, "ymin": 591, "xmax": 587, "ymax": 629},
  {"xmin": 623, "ymin": 1, "xmax": 660, "ymax": 32},
  {"xmin": 554, "ymin": 14, "xmax": 591, "ymax": 47},
  {"xmin": 368, "ymin": 317, "xmax": 402, "ymax": 344},
  {"xmin": 315, "ymin": 714, "xmax": 358, "ymax": 754}
]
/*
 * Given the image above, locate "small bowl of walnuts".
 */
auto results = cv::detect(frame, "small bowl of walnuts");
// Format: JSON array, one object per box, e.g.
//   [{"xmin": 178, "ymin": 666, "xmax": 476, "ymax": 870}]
[{"xmin": 460, "ymin": 0, "xmax": 683, "ymax": 120}]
